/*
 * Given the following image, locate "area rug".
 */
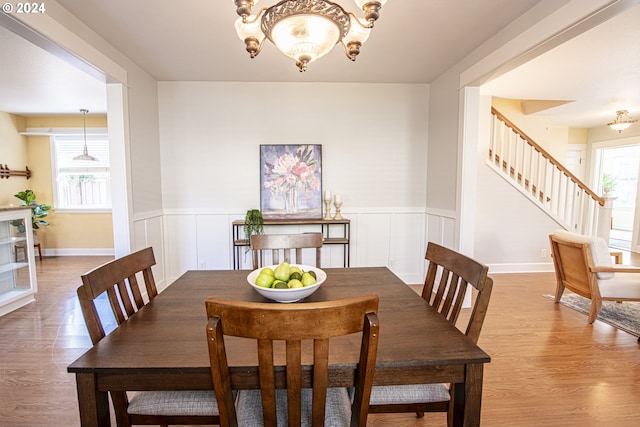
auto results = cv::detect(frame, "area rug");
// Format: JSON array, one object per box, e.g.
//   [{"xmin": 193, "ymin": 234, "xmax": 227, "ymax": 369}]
[{"xmin": 543, "ymin": 293, "xmax": 640, "ymax": 338}]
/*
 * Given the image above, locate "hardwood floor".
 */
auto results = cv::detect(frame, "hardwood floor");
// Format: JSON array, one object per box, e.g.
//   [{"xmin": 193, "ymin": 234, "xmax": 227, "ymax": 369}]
[{"xmin": 1, "ymin": 256, "xmax": 639, "ymax": 426}]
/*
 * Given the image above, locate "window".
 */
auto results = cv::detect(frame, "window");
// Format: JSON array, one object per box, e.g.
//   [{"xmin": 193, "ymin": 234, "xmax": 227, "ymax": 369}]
[
  {"xmin": 52, "ymin": 135, "xmax": 111, "ymax": 211},
  {"xmin": 594, "ymin": 144, "xmax": 640, "ymax": 250}
]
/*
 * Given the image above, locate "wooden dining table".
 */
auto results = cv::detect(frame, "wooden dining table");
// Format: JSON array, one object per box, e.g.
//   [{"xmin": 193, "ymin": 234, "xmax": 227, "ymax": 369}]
[{"xmin": 67, "ymin": 267, "xmax": 490, "ymax": 426}]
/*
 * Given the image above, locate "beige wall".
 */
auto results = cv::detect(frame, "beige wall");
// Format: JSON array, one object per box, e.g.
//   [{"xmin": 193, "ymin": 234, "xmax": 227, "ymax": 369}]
[
  {"xmin": 0, "ymin": 112, "xmax": 29, "ymax": 205},
  {"xmin": 492, "ymin": 98, "xmax": 575, "ymax": 163},
  {"xmin": 1, "ymin": 112, "xmax": 113, "ymax": 252}
]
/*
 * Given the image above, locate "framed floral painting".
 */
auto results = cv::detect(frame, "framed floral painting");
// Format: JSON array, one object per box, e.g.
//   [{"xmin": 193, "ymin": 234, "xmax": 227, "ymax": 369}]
[{"xmin": 260, "ymin": 144, "xmax": 322, "ymax": 219}]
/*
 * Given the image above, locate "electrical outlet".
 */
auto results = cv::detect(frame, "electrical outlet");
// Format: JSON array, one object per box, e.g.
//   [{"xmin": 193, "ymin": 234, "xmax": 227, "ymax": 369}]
[
  {"xmin": 540, "ymin": 249, "xmax": 547, "ymax": 258},
  {"xmin": 199, "ymin": 262, "xmax": 206, "ymax": 270}
]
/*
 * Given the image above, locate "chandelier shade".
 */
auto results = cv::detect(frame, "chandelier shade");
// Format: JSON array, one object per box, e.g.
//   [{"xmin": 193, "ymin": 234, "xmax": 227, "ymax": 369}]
[
  {"xmin": 233, "ymin": 0, "xmax": 387, "ymax": 71},
  {"xmin": 607, "ymin": 110, "xmax": 637, "ymax": 133}
]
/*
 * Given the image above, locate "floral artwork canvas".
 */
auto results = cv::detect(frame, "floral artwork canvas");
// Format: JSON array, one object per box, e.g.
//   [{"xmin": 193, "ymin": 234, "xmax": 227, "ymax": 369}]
[{"xmin": 260, "ymin": 144, "xmax": 322, "ymax": 219}]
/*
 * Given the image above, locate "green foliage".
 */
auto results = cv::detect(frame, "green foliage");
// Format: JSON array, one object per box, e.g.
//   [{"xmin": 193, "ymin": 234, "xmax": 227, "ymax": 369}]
[
  {"xmin": 244, "ymin": 209, "xmax": 264, "ymax": 240},
  {"xmin": 9, "ymin": 190, "xmax": 52, "ymax": 233},
  {"xmin": 602, "ymin": 173, "xmax": 617, "ymax": 193}
]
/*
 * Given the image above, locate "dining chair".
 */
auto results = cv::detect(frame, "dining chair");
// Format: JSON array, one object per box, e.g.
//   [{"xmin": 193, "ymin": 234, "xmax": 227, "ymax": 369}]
[
  {"xmin": 250, "ymin": 232, "xmax": 323, "ymax": 269},
  {"xmin": 76, "ymin": 247, "xmax": 220, "ymax": 427},
  {"xmin": 368, "ymin": 242, "xmax": 493, "ymax": 425},
  {"xmin": 205, "ymin": 294, "xmax": 380, "ymax": 427}
]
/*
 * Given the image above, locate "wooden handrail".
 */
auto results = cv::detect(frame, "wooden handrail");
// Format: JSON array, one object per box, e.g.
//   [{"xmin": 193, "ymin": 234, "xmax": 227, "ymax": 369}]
[{"xmin": 491, "ymin": 107, "xmax": 603, "ymax": 206}]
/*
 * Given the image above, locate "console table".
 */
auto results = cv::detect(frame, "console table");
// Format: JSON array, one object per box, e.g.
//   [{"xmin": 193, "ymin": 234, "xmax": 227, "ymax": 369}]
[{"xmin": 232, "ymin": 218, "xmax": 350, "ymax": 269}]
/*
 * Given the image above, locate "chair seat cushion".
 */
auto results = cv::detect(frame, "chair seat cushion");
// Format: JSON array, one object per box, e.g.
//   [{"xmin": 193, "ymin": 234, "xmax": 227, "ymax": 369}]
[
  {"xmin": 369, "ymin": 383, "xmax": 450, "ymax": 405},
  {"xmin": 236, "ymin": 388, "xmax": 351, "ymax": 427},
  {"xmin": 598, "ymin": 273, "xmax": 640, "ymax": 299},
  {"xmin": 127, "ymin": 390, "xmax": 219, "ymax": 416}
]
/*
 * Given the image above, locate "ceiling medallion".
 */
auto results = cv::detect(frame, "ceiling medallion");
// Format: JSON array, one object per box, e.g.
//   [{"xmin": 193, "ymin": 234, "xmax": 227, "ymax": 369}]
[{"xmin": 233, "ymin": 0, "xmax": 387, "ymax": 72}]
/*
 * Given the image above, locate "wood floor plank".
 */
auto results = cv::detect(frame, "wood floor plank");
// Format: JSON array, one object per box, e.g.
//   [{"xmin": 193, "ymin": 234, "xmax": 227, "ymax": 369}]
[{"xmin": 0, "ymin": 255, "xmax": 639, "ymax": 426}]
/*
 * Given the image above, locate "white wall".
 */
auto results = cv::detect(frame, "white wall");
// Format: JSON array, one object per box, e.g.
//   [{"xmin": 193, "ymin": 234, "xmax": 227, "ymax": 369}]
[
  {"xmin": 428, "ymin": 0, "xmax": 620, "ymax": 270},
  {"xmin": 156, "ymin": 82, "xmax": 431, "ymax": 284}
]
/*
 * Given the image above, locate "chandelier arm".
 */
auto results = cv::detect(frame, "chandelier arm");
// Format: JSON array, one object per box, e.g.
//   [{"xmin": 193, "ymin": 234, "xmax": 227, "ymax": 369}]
[
  {"xmin": 241, "ymin": 7, "xmax": 268, "ymax": 24},
  {"xmin": 347, "ymin": 11, "xmax": 373, "ymax": 29}
]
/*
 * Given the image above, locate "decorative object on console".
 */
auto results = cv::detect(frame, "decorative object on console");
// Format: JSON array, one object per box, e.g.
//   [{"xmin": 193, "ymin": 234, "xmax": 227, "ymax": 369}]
[
  {"xmin": 333, "ymin": 194, "xmax": 343, "ymax": 220},
  {"xmin": 244, "ymin": 209, "xmax": 264, "ymax": 240},
  {"xmin": 324, "ymin": 190, "xmax": 332, "ymax": 220},
  {"xmin": 260, "ymin": 144, "xmax": 322, "ymax": 219},
  {"xmin": 232, "ymin": 0, "xmax": 388, "ymax": 72},
  {"xmin": 607, "ymin": 110, "xmax": 637, "ymax": 133}
]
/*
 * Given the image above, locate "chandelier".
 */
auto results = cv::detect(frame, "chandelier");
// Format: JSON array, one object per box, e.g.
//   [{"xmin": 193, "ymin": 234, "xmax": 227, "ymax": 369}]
[
  {"xmin": 607, "ymin": 110, "xmax": 637, "ymax": 133},
  {"xmin": 232, "ymin": 0, "xmax": 387, "ymax": 72}
]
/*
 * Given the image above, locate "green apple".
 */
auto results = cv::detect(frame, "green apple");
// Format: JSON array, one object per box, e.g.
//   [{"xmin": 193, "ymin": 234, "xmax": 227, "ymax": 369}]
[
  {"xmin": 301, "ymin": 272, "xmax": 316, "ymax": 287},
  {"xmin": 260, "ymin": 267, "xmax": 275, "ymax": 277},
  {"xmin": 255, "ymin": 272, "xmax": 274, "ymax": 288},
  {"xmin": 273, "ymin": 281, "xmax": 288, "ymax": 289},
  {"xmin": 288, "ymin": 279, "xmax": 303, "ymax": 289}
]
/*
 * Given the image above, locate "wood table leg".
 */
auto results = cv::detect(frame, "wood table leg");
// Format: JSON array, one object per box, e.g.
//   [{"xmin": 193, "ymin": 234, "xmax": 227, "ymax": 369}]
[
  {"xmin": 450, "ymin": 363, "xmax": 484, "ymax": 427},
  {"xmin": 75, "ymin": 373, "xmax": 111, "ymax": 427}
]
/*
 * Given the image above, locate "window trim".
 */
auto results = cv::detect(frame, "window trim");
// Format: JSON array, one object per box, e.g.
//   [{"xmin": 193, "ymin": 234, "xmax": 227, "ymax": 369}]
[{"xmin": 50, "ymin": 134, "xmax": 112, "ymax": 212}]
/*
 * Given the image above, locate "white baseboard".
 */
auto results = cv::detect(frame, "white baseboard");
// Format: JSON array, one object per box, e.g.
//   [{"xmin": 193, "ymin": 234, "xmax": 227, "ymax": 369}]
[
  {"xmin": 487, "ymin": 262, "xmax": 555, "ymax": 273},
  {"xmin": 42, "ymin": 248, "xmax": 115, "ymax": 257}
]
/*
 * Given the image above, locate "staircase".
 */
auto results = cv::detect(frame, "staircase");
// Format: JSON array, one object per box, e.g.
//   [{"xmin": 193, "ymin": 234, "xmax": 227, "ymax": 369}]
[{"xmin": 488, "ymin": 107, "xmax": 610, "ymax": 237}]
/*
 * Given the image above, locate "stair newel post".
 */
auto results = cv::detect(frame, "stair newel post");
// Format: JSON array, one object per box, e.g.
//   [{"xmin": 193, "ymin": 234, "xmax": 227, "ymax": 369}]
[{"xmin": 597, "ymin": 193, "xmax": 617, "ymax": 244}]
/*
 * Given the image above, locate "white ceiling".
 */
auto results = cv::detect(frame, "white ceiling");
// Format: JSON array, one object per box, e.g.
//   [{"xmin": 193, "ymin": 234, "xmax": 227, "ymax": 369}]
[
  {"xmin": 0, "ymin": 0, "xmax": 638, "ymax": 129},
  {"xmin": 0, "ymin": 23, "xmax": 108, "ymax": 115},
  {"xmin": 482, "ymin": 2, "xmax": 640, "ymax": 128}
]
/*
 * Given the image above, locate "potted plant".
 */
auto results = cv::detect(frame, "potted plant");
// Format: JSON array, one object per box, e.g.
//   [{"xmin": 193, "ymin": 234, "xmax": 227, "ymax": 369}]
[
  {"xmin": 602, "ymin": 173, "xmax": 617, "ymax": 195},
  {"xmin": 10, "ymin": 190, "xmax": 52, "ymax": 241},
  {"xmin": 244, "ymin": 209, "xmax": 264, "ymax": 242}
]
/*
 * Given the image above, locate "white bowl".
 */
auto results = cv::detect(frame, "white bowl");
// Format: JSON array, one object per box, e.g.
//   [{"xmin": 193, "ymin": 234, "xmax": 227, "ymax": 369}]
[{"xmin": 247, "ymin": 264, "xmax": 327, "ymax": 303}]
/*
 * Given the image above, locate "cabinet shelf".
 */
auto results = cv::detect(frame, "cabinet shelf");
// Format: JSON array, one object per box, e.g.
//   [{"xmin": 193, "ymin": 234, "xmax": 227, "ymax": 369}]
[
  {"xmin": 232, "ymin": 218, "xmax": 350, "ymax": 269},
  {"xmin": 0, "ymin": 236, "xmax": 26, "ymax": 246},
  {"xmin": 0, "ymin": 262, "xmax": 29, "ymax": 274}
]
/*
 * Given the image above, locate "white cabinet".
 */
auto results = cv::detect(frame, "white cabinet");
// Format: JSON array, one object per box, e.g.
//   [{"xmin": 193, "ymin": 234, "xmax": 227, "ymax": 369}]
[{"xmin": 0, "ymin": 207, "xmax": 37, "ymax": 316}]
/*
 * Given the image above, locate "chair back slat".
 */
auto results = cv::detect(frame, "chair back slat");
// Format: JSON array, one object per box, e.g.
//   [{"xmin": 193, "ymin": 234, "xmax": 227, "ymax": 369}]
[
  {"xmin": 251, "ymin": 233, "xmax": 323, "ymax": 269},
  {"xmin": 206, "ymin": 294, "xmax": 379, "ymax": 427},
  {"xmin": 420, "ymin": 242, "xmax": 492, "ymax": 343},
  {"xmin": 256, "ymin": 339, "xmax": 277, "ymax": 426},
  {"xmin": 77, "ymin": 247, "xmax": 158, "ymax": 345}
]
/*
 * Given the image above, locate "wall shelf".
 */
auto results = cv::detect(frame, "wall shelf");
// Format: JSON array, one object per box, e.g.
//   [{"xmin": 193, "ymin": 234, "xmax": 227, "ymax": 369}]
[{"xmin": 0, "ymin": 164, "xmax": 31, "ymax": 179}]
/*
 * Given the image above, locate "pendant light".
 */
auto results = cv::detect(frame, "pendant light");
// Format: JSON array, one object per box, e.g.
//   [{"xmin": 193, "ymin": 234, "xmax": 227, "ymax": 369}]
[{"xmin": 73, "ymin": 109, "xmax": 98, "ymax": 161}]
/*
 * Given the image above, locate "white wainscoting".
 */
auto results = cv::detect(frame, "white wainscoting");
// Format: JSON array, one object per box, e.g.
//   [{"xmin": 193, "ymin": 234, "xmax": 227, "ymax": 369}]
[{"xmin": 132, "ymin": 208, "xmax": 459, "ymax": 290}]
